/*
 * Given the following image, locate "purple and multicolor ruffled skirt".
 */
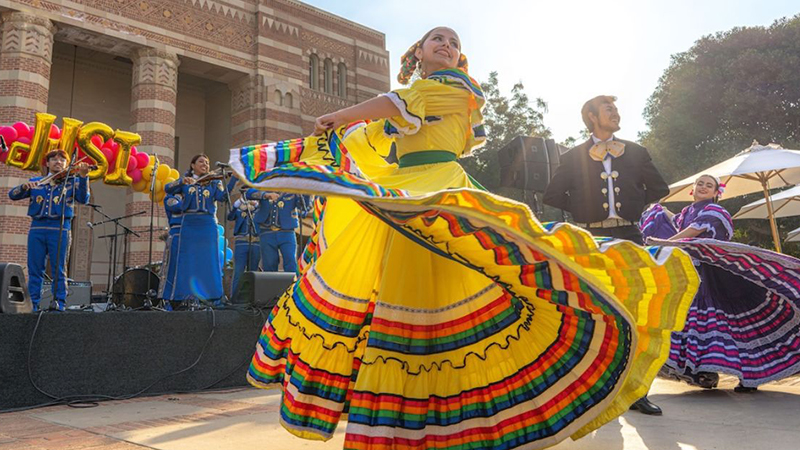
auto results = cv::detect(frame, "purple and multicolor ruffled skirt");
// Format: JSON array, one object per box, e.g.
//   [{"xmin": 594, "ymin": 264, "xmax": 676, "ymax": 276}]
[{"xmin": 641, "ymin": 205, "xmax": 800, "ymax": 387}]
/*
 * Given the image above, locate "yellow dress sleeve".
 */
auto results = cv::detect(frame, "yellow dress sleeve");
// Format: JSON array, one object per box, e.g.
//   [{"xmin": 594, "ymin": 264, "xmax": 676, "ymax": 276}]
[
  {"xmin": 382, "ymin": 79, "xmax": 485, "ymax": 154},
  {"xmin": 381, "ymin": 86, "xmax": 425, "ymax": 136}
]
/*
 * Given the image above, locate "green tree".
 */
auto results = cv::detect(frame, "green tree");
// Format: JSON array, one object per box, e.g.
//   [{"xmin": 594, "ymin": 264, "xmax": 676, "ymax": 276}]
[
  {"xmin": 642, "ymin": 15, "xmax": 800, "ymax": 183},
  {"xmin": 459, "ymin": 71, "xmax": 551, "ymax": 193},
  {"xmin": 641, "ymin": 14, "xmax": 800, "ymax": 252}
]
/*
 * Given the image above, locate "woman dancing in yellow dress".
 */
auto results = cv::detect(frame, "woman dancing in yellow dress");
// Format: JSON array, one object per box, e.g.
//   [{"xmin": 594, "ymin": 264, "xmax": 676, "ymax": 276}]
[{"xmin": 231, "ymin": 27, "xmax": 698, "ymax": 450}]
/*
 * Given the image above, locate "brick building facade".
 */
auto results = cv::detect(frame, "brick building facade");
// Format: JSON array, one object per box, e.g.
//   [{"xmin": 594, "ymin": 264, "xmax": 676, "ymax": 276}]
[{"xmin": 0, "ymin": 0, "xmax": 390, "ymax": 294}]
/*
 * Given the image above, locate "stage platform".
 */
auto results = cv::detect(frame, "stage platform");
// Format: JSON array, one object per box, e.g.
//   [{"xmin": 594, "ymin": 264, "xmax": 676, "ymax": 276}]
[{"xmin": 0, "ymin": 309, "xmax": 266, "ymax": 411}]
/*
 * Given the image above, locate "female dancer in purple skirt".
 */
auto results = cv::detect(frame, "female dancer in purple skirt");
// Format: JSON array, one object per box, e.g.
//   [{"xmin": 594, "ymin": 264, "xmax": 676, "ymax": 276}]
[{"xmin": 641, "ymin": 174, "xmax": 800, "ymax": 391}]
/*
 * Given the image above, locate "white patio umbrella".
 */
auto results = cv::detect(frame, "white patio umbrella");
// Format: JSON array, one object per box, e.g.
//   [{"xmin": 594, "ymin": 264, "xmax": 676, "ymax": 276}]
[
  {"xmin": 786, "ymin": 226, "xmax": 800, "ymax": 243},
  {"xmin": 662, "ymin": 141, "xmax": 800, "ymax": 252},
  {"xmin": 734, "ymin": 184, "xmax": 800, "ymax": 220}
]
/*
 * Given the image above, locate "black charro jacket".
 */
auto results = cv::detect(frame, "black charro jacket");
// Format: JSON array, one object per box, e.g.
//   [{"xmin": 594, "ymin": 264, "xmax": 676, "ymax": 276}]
[{"xmin": 543, "ymin": 138, "xmax": 669, "ymax": 223}]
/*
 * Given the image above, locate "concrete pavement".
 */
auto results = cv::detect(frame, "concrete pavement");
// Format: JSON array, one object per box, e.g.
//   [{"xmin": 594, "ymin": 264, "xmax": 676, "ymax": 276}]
[{"xmin": 1, "ymin": 375, "xmax": 798, "ymax": 450}]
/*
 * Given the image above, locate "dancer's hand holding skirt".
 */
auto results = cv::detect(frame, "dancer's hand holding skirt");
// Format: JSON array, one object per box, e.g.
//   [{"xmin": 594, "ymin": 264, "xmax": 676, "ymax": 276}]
[{"xmin": 232, "ymin": 70, "xmax": 699, "ymax": 450}]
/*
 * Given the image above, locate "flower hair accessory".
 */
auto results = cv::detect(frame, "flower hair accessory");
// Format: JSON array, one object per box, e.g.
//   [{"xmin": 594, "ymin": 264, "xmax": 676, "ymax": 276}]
[{"xmin": 691, "ymin": 174, "xmax": 725, "ymax": 198}]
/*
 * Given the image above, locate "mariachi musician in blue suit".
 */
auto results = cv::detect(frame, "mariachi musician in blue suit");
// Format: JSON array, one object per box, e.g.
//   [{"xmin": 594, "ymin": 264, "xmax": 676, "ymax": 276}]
[
  {"xmin": 164, "ymin": 154, "xmax": 236, "ymax": 304},
  {"xmin": 227, "ymin": 189, "xmax": 260, "ymax": 295},
  {"xmin": 246, "ymin": 190, "xmax": 309, "ymax": 273},
  {"xmin": 8, "ymin": 149, "xmax": 90, "ymax": 311},
  {"xmin": 159, "ymin": 191, "xmax": 183, "ymax": 306}
]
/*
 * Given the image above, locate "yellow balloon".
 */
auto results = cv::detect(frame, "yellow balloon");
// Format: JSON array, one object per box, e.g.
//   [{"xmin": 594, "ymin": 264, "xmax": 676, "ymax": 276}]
[
  {"xmin": 7, "ymin": 113, "xmax": 56, "ymax": 171},
  {"xmin": 104, "ymin": 130, "xmax": 140, "ymax": 187},
  {"xmin": 165, "ymin": 176, "xmax": 178, "ymax": 185},
  {"xmin": 132, "ymin": 179, "xmax": 147, "ymax": 192},
  {"xmin": 156, "ymin": 164, "xmax": 170, "ymax": 181},
  {"xmin": 169, "ymin": 168, "xmax": 180, "ymax": 180},
  {"xmin": 149, "ymin": 182, "xmax": 164, "ymax": 201},
  {"xmin": 142, "ymin": 162, "xmax": 155, "ymax": 181},
  {"xmin": 76, "ymin": 122, "xmax": 113, "ymax": 181}
]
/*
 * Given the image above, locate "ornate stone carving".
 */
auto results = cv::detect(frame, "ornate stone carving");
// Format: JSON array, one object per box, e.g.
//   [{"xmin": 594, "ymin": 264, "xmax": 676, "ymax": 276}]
[
  {"xmin": 229, "ymin": 74, "xmax": 265, "ymax": 113},
  {"xmin": 358, "ymin": 49, "xmax": 388, "ymax": 67},
  {"xmin": 131, "ymin": 48, "xmax": 180, "ymax": 91},
  {"xmin": 261, "ymin": 15, "xmax": 299, "ymax": 37},
  {"xmin": 0, "ymin": 12, "xmax": 56, "ymax": 61},
  {"xmin": 301, "ymin": 30, "xmax": 354, "ymax": 59},
  {"xmin": 300, "ymin": 87, "xmax": 353, "ymax": 117}
]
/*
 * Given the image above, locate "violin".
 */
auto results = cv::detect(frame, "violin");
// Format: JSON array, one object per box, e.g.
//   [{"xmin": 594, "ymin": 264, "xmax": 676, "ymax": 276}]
[
  {"xmin": 31, "ymin": 159, "xmax": 97, "ymax": 187},
  {"xmin": 192, "ymin": 168, "xmax": 226, "ymax": 185}
]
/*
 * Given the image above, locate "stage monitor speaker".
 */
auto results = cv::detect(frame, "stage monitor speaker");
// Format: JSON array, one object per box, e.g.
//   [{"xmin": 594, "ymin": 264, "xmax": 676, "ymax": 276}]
[
  {"xmin": 233, "ymin": 271, "xmax": 295, "ymax": 309},
  {"xmin": 40, "ymin": 280, "xmax": 92, "ymax": 310},
  {"xmin": 0, "ymin": 263, "xmax": 32, "ymax": 314},
  {"xmin": 498, "ymin": 136, "xmax": 552, "ymax": 192}
]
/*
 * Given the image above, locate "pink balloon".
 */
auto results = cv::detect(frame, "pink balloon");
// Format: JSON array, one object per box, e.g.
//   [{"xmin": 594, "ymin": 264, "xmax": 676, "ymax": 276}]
[
  {"xmin": 130, "ymin": 146, "xmax": 138, "ymax": 156},
  {"xmin": 17, "ymin": 136, "xmax": 31, "ymax": 145},
  {"xmin": 127, "ymin": 155, "xmax": 138, "ymax": 172},
  {"xmin": 91, "ymin": 135, "xmax": 104, "ymax": 149},
  {"xmin": 11, "ymin": 122, "xmax": 29, "ymax": 139},
  {"xmin": 135, "ymin": 152, "xmax": 150, "ymax": 168},
  {"xmin": 101, "ymin": 147, "xmax": 114, "ymax": 164},
  {"xmin": 27, "ymin": 126, "xmax": 34, "ymax": 139},
  {"xmin": 49, "ymin": 124, "xmax": 61, "ymax": 140},
  {"xmin": 0, "ymin": 126, "xmax": 18, "ymax": 145},
  {"xmin": 129, "ymin": 168, "xmax": 142, "ymax": 183},
  {"xmin": 108, "ymin": 140, "xmax": 119, "ymax": 153}
]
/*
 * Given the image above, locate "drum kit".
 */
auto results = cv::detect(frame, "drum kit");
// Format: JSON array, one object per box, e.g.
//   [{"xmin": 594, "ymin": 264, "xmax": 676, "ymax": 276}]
[
  {"xmin": 109, "ymin": 262, "xmax": 162, "ymax": 309},
  {"xmin": 110, "ymin": 261, "xmax": 161, "ymax": 309}
]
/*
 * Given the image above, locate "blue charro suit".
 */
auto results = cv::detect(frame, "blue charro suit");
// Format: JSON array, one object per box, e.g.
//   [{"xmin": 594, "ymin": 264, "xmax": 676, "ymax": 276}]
[
  {"xmin": 8, "ymin": 174, "xmax": 90, "ymax": 311},
  {"xmin": 245, "ymin": 191, "xmax": 309, "ymax": 273},
  {"xmin": 227, "ymin": 198, "xmax": 260, "ymax": 294},
  {"xmin": 159, "ymin": 192, "xmax": 183, "ymax": 301},
  {"xmin": 160, "ymin": 175, "xmax": 236, "ymax": 301}
]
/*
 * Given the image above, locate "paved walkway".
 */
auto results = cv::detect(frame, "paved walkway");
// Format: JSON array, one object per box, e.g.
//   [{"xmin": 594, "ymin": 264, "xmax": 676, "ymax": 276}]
[{"xmin": 1, "ymin": 375, "xmax": 798, "ymax": 450}]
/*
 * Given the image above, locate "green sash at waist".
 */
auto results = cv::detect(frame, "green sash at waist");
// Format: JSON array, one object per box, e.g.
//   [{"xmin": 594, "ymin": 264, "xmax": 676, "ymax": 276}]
[
  {"xmin": 398, "ymin": 151, "xmax": 457, "ymax": 168},
  {"xmin": 396, "ymin": 150, "xmax": 487, "ymax": 191}
]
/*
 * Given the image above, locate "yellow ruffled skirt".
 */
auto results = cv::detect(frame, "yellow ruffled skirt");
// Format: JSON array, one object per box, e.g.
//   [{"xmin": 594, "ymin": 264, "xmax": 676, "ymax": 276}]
[{"xmin": 232, "ymin": 124, "xmax": 698, "ymax": 450}]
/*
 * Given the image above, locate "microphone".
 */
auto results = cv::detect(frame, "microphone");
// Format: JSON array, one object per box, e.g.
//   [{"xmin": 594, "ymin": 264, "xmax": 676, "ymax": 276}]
[
  {"xmin": 87, "ymin": 222, "xmax": 94, "ymax": 229},
  {"xmin": 215, "ymin": 162, "xmax": 230, "ymax": 168},
  {"xmin": 86, "ymin": 202, "xmax": 102, "ymax": 209}
]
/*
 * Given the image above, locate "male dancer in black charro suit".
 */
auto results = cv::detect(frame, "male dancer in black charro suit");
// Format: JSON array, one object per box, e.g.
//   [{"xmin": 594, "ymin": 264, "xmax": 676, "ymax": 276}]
[{"xmin": 544, "ymin": 95, "xmax": 669, "ymax": 415}]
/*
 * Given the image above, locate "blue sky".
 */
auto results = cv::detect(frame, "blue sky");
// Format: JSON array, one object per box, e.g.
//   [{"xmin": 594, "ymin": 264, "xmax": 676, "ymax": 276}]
[{"xmin": 306, "ymin": 0, "xmax": 799, "ymax": 143}]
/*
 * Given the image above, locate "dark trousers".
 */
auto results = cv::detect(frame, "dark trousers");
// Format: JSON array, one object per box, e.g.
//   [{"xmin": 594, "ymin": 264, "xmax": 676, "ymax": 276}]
[{"xmin": 584, "ymin": 225, "xmax": 643, "ymax": 245}]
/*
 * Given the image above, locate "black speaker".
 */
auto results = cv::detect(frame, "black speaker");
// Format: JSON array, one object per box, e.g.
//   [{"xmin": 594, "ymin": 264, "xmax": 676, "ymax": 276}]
[
  {"xmin": 498, "ymin": 136, "xmax": 553, "ymax": 192},
  {"xmin": 233, "ymin": 271, "xmax": 296, "ymax": 309},
  {"xmin": 0, "ymin": 263, "xmax": 32, "ymax": 314}
]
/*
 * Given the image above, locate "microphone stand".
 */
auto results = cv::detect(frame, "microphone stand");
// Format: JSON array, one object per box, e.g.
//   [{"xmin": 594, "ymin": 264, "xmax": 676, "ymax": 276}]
[
  {"xmin": 238, "ymin": 189, "xmax": 258, "ymax": 301},
  {"xmin": 220, "ymin": 169, "xmax": 235, "ymax": 304},
  {"xmin": 142, "ymin": 156, "xmax": 165, "ymax": 311},
  {"xmin": 90, "ymin": 209, "xmax": 142, "ymax": 309}
]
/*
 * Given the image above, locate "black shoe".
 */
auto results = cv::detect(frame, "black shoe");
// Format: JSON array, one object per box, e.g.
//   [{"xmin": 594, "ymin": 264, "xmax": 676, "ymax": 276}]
[
  {"xmin": 629, "ymin": 396, "xmax": 662, "ymax": 416},
  {"xmin": 691, "ymin": 371, "xmax": 719, "ymax": 389},
  {"xmin": 734, "ymin": 383, "xmax": 758, "ymax": 393}
]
